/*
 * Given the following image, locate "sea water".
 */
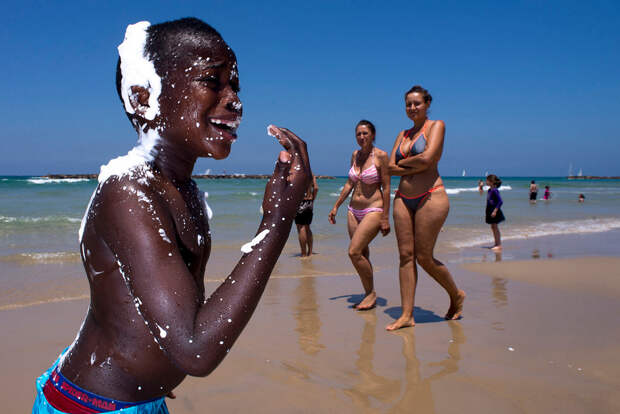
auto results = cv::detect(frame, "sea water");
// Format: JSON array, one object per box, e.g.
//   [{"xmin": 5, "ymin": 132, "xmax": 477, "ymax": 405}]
[{"xmin": 1, "ymin": 176, "xmax": 619, "ymax": 264}]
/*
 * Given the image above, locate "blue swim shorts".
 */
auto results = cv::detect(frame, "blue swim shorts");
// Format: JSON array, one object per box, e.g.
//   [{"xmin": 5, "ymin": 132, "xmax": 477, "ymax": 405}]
[{"xmin": 32, "ymin": 349, "xmax": 169, "ymax": 413}]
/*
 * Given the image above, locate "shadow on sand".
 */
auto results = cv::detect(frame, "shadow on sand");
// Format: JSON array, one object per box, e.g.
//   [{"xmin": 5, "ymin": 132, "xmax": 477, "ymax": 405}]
[
  {"xmin": 384, "ymin": 306, "xmax": 444, "ymax": 324},
  {"xmin": 329, "ymin": 293, "xmax": 388, "ymax": 308}
]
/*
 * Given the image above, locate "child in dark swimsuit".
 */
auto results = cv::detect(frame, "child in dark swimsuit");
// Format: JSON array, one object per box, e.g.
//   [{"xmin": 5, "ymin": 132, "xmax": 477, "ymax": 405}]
[{"xmin": 485, "ymin": 174, "xmax": 505, "ymax": 251}]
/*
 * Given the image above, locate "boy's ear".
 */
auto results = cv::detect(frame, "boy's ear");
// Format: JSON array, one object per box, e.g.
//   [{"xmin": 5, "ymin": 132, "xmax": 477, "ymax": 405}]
[{"xmin": 128, "ymin": 86, "xmax": 151, "ymax": 117}]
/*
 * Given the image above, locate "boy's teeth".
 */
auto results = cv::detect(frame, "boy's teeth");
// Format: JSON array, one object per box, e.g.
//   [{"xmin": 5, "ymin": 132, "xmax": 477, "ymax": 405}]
[{"xmin": 211, "ymin": 119, "xmax": 240, "ymax": 129}]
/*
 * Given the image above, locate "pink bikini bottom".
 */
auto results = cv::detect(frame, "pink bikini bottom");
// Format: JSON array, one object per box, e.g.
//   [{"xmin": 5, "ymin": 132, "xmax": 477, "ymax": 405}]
[{"xmin": 348, "ymin": 206, "xmax": 383, "ymax": 223}]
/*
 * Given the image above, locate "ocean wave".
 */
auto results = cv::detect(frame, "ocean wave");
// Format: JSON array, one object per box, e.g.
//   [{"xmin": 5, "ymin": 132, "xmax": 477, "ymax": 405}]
[
  {"xmin": 0, "ymin": 215, "xmax": 81, "ymax": 224},
  {"xmin": 330, "ymin": 185, "xmax": 513, "ymax": 197},
  {"xmin": 451, "ymin": 217, "xmax": 620, "ymax": 248},
  {"xmin": 445, "ymin": 185, "xmax": 513, "ymax": 195},
  {"xmin": 28, "ymin": 178, "xmax": 90, "ymax": 184},
  {"xmin": 0, "ymin": 251, "xmax": 81, "ymax": 264}
]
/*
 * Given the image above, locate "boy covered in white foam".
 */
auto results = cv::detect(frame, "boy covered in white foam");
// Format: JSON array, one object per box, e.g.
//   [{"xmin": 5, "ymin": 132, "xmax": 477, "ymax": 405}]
[{"xmin": 33, "ymin": 18, "xmax": 311, "ymax": 413}]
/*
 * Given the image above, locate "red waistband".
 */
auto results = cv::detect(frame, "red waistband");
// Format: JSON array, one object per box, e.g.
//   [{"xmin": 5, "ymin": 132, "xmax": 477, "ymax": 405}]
[
  {"xmin": 396, "ymin": 185, "xmax": 444, "ymax": 199},
  {"xmin": 43, "ymin": 378, "xmax": 102, "ymax": 413}
]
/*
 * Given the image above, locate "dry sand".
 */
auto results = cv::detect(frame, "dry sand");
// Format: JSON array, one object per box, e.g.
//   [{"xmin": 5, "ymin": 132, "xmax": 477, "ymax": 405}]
[{"xmin": 2, "ymin": 247, "xmax": 620, "ymax": 413}]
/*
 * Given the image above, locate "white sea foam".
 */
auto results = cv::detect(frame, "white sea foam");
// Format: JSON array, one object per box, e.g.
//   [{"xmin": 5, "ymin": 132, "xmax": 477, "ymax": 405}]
[
  {"xmin": 0, "ymin": 215, "xmax": 81, "ymax": 224},
  {"xmin": 451, "ymin": 217, "xmax": 620, "ymax": 248},
  {"xmin": 27, "ymin": 178, "xmax": 90, "ymax": 184},
  {"xmin": 445, "ymin": 185, "xmax": 512, "ymax": 195}
]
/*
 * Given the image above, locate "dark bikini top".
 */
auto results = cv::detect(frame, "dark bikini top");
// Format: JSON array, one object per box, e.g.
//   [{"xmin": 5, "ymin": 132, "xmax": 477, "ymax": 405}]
[{"xmin": 395, "ymin": 121, "xmax": 429, "ymax": 163}]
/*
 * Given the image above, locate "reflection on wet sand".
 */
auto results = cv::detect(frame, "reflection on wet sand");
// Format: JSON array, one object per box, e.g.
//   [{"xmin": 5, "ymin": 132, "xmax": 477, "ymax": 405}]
[
  {"xmin": 481, "ymin": 250, "xmax": 502, "ymax": 262},
  {"xmin": 345, "ymin": 313, "xmax": 466, "ymax": 413},
  {"xmin": 344, "ymin": 312, "xmax": 400, "ymax": 409},
  {"xmin": 294, "ymin": 260, "xmax": 325, "ymax": 355},
  {"xmin": 492, "ymin": 278, "xmax": 508, "ymax": 308},
  {"xmin": 389, "ymin": 322, "xmax": 465, "ymax": 413}
]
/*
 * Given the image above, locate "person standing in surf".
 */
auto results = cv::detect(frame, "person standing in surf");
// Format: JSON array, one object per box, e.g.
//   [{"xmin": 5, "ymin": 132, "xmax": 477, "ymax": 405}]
[{"xmin": 485, "ymin": 174, "xmax": 505, "ymax": 251}]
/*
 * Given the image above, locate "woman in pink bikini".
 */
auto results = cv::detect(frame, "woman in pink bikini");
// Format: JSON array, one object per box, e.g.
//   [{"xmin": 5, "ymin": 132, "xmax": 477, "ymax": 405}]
[
  {"xmin": 387, "ymin": 85, "xmax": 465, "ymax": 330},
  {"xmin": 329, "ymin": 120, "xmax": 391, "ymax": 310}
]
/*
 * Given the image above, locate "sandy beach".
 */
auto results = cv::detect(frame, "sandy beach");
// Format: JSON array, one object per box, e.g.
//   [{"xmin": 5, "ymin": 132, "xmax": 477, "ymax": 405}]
[{"xmin": 1, "ymin": 230, "xmax": 620, "ymax": 413}]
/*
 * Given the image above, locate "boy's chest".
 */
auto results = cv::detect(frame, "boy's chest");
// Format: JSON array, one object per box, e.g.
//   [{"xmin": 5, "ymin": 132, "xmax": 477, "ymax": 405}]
[{"xmin": 165, "ymin": 186, "xmax": 211, "ymax": 275}]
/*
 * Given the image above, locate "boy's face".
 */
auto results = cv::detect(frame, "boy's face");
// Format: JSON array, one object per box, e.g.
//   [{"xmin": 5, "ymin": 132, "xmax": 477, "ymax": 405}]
[{"xmin": 157, "ymin": 38, "xmax": 242, "ymax": 160}]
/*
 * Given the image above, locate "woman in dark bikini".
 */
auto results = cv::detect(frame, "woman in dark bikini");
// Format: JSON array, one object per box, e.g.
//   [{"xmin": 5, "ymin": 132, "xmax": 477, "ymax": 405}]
[
  {"xmin": 329, "ymin": 120, "xmax": 390, "ymax": 310},
  {"xmin": 387, "ymin": 85, "xmax": 465, "ymax": 331}
]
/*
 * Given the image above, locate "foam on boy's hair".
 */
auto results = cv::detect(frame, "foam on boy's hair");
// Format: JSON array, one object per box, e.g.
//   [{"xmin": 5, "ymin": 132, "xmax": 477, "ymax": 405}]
[{"xmin": 117, "ymin": 21, "xmax": 162, "ymax": 121}]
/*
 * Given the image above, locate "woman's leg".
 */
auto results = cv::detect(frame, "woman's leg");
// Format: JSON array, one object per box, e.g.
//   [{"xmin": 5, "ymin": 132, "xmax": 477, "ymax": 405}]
[
  {"xmin": 491, "ymin": 224, "xmax": 502, "ymax": 250},
  {"xmin": 386, "ymin": 198, "xmax": 417, "ymax": 330},
  {"xmin": 347, "ymin": 210, "xmax": 382, "ymax": 309},
  {"xmin": 413, "ymin": 190, "xmax": 465, "ymax": 320}
]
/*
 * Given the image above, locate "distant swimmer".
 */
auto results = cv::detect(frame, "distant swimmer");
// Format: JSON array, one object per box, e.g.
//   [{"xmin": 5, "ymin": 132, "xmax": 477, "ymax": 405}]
[
  {"xmin": 485, "ymin": 174, "xmax": 505, "ymax": 251},
  {"xmin": 329, "ymin": 120, "xmax": 391, "ymax": 311},
  {"xmin": 386, "ymin": 85, "xmax": 465, "ymax": 330},
  {"xmin": 32, "ymin": 18, "xmax": 311, "ymax": 414},
  {"xmin": 578, "ymin": 193, "xmax": 585, "ymax": 202},
  {"xmin": 529, "ymin": 180, "xmax": 538, "ymax": 203},
  {"xmin": 543, "ymin": 185, "xmax": 551, "ymax": 201},
  {"xmin": 295, "ymin": 174, "xmax": 318, "ymax": 257}
]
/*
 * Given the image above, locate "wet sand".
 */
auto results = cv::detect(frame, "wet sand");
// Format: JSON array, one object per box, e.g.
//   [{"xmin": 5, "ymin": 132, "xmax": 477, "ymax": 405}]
[{"xmin": 2, "ymin": 237, "xmax": 620, "ymax": 412}]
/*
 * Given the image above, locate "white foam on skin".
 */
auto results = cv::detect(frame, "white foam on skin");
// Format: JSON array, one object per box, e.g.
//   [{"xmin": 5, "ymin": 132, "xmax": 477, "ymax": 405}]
[
  {"xmin": 156, "ymin": 323, "xmax": 167, "ymax": 338},
  {"xmin": 202, "ymin": 191, "xmax": 213, "ymax": 220},
  {"xmin": 240, "ymin": 229, "xmax": 270, "ymax": 253},
  {"xmin": 267, "ymin": 124, "xmax": 278, "ymax": 138},
  {"xmin": 158, "ymin": 228, "xmax": 172, "ymax": 243},
  {"xmin": 98, "ymin": 128, "xmax": 160, "ymax": 185},
  {"xmin": 118, "ymin": 21, "xmax": 162, "ymax": 121},
  {"xmin": 78, "ymin": 128, "xmax": 161, "ymax": 243}
]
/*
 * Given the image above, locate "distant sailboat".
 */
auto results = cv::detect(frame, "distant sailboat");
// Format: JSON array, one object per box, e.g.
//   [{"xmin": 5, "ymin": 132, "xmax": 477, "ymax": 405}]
[
  {"xmin": 462, "ymin": 169, "xmax": 466, "ymax": 177},
  {"xmin": 568, "ymin": 163, "xmax": 573, "ymax": 177},
  {"xmin": 578, "ymin": 168, "xmax": 583, "ymax": 177},
  {"xmin": 484, "ymin": 171, "xmax": 489, "ymax": 177}
]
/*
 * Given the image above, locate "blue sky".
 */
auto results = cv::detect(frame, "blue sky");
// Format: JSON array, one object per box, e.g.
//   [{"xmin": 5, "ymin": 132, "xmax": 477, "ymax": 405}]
[{"xmin": 1, "ymin": 0, "xmax": 619, "ymax": 176}]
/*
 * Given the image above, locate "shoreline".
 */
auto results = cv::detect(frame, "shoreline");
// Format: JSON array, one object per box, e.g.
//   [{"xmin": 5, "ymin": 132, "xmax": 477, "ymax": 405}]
[{"xmin": 42, "ymin": 174, "xmax": 337, "ymax": 179}]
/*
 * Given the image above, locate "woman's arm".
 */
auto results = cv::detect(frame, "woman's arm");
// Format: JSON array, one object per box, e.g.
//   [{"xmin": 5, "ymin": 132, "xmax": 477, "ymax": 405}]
[
  {"xmin": 97, "ymin": 129, "xmax": 310, "ymax": 378},
  {"xmin": 396, "ymin": 121, "xmax": 446, "ymax": 173},
  {"xmin": 328, "ymin": 153, "xmax": 355, "ymax": 224},
  {"xmin": 377, "ymin": 150, "xmax": 391, "ymax": 236},
  {"xmin": 388, "ymin": 131, "xmax": 412, "ymax": 176}
]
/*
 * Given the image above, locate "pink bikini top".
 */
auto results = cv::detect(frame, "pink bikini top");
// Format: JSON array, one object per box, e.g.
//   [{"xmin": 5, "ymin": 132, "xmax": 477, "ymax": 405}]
[{"xmin": 348, "ymin": 149, "xmax": 380, "ymax": 184}]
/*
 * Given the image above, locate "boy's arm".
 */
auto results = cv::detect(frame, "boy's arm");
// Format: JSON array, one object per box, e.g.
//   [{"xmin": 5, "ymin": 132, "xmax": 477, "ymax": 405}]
[{"xmin": 98, "ymin": 130, "xmax": 310, "ymax": 377}]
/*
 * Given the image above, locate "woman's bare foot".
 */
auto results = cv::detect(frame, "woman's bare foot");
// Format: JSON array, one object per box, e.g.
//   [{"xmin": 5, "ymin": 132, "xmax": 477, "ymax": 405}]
[
  {"xmin": 491, "ymin": 245, "xmax": 502, "ymax": 251},
  {"xmin": 385, "ymin": 316, "xmax": 415, "ymax": 331},
  {"xmin": 445, "ymin": 290, "xmax": 466, "ymax": 320},
  {"xmin": 354, "ymin": 291, "xmax": 377, "ymax": 310}
]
